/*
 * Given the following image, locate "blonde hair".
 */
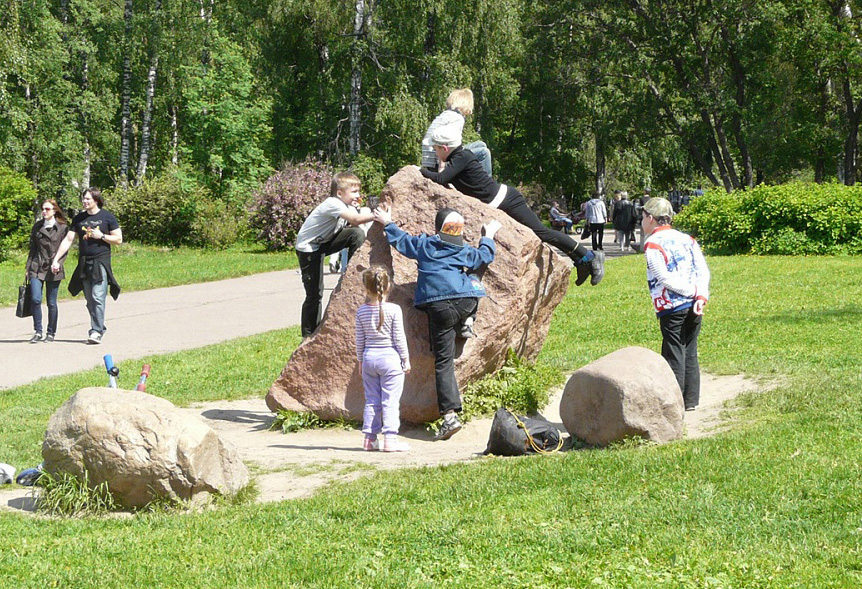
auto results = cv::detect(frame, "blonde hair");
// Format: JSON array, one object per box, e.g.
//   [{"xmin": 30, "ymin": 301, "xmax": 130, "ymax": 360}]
[
  {"xmin": 446, "ymin": 88, "xmax": 474, "ymax": 117},
  {"xmin": 362, "ymin": 265, "xmax": 392, "ymax": 332},
  {"xmin": 331, "ymin": 172, "xmax": 361, "ymax": 198}
]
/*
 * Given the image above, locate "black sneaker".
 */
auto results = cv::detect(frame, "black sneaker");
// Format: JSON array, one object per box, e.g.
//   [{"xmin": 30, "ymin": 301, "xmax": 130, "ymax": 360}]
[
  {"xmin": 29, "ymin": 333, "xmax": 42, "ymax": 344},
  {"xmin": 589, "ymin": 251, "xmax": 605, "ymax": 286},
  {"xmin": 574, "ymin": 261, "xmax": 591, "ymax": 286},
  {"xmin": 44, "ymin": 334, "xmax": 55, "ymax": 342},
  {"xmin": 434, "ymin": 417, "xmax": 463, "ymax": 441}
]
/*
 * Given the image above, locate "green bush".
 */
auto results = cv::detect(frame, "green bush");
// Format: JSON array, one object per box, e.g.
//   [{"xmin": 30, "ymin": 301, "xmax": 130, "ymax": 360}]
[
  {"xmin": 108, "ymin": 170, "xmax": 212, "ymax": 246},
  {"xmin": 675, "ymin": 182, "xmax": 862, "ymax": 255},
  {"xmin": 191, "ymin": 198, "xmax": 248, "ymax": 249},
  {"xmin": 0, "ymin": 167, "xmax": 38, "ymax": 261},
  {"xmin": 460, "ymin": 350, "xmax": 563, "ymax": 422}
]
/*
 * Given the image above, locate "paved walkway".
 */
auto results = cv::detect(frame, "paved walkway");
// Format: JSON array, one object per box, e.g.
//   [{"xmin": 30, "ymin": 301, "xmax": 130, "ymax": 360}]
[{"xmin": 1, "ymin": 269, "xmax": 341, "ymax": 390}]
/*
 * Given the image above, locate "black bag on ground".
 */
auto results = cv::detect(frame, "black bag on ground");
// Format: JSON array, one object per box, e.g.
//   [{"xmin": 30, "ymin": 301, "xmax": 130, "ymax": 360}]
[
  {"xmin": 16, "ymin": 280, "xmax": 32, "ymax": 318},
  {"xmin": 484, "ymin": 408, "xmax": 563, "ymax": 456}
]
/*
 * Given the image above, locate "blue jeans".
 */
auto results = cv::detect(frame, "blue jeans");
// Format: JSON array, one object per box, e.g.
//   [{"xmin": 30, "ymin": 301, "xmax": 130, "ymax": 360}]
[
  {"xmin": 82, "ymin": 264, "xmax": 108, "ymax": 335},
  {"xmin": 30, "ymin": 277, "xmax": 61, "ymax": 336},
  {"xmin": 464, "ymin": 141, "xmax": 492, "ymax": 177}
]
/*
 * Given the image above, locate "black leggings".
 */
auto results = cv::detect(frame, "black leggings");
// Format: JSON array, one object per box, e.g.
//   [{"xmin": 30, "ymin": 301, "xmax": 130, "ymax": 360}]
[{"xmin": 498, "ymin": 187, "xmax": 589, "ymax": 260}]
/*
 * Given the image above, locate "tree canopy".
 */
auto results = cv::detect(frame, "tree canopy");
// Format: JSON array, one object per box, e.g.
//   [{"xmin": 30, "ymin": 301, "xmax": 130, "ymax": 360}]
[{"xmin": 2, "ymin": 0, "xmax": 862, "ymax": 211}]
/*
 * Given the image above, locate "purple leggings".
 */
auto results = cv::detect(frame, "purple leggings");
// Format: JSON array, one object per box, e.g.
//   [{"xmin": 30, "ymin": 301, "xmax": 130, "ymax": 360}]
[{"xmin": 361, "ymin": 348, "xmax": 405, "ymax": 435}]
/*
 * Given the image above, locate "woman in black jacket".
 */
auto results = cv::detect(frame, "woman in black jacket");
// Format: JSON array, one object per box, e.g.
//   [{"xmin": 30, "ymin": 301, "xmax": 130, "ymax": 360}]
[{"xmin": 25, "ymin": 199, "xmax": 69, "ymax": 342}]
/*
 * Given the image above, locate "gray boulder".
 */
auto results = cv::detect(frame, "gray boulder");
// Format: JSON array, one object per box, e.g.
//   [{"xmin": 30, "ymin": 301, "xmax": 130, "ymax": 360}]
[
  {"xmin": 42, "ymin": 388, "xmax": 249, "ymax": 509},
  {"xmin": 559, "ymin": 347, "xmax": 684, "ymax": 445}
]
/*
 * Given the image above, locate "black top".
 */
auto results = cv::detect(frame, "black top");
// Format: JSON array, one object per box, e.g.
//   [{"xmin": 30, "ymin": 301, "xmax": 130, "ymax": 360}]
[
  {"xmin": 71, "ymin": 209, "xmax": 120, "ymax": 258},
  {"xmin": 420, "ymin": 146, "xmax": 501, "ymax": 204}
]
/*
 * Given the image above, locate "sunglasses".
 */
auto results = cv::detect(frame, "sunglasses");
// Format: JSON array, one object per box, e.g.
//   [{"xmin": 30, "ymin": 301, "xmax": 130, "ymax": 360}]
[{"xmin": 42, "ymin": 207, "xmax": 54, "ymax": 211}]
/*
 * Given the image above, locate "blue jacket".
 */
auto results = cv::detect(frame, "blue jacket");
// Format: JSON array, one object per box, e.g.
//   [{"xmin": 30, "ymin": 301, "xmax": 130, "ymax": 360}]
[{"xmin": 384, "ymin": 223, "xmax": 495, "ymax": 306}]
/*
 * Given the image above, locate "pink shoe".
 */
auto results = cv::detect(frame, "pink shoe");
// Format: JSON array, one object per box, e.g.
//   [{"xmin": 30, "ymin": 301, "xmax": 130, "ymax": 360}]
[
  {"xmin": 383, "ymin": 438, "xmax": 411, "ymax": 452},
  {"xmin": 363, "ymin": 437, "xmax": 379, "ymax": 451}
]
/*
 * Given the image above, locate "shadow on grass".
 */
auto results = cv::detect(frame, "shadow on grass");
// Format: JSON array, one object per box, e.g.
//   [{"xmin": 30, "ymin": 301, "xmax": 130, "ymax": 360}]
[{"xmin": 770, "ymin": 304, "xmax": 862, "ymax": 323}]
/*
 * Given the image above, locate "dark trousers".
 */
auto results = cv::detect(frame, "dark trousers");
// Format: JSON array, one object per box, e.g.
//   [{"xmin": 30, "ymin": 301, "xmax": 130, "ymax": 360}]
[
  {"xmin": 659, "ymin": 308, "xmax": 703, "ymax": 409},
  {"xmin": 298, "ymin": 226, "xmax": 366, "ymax": 337},
  {"xmin": 590, "ymin": 223, "xmax": 605, "ymax": 250},
  {"xmin": 421, "ymin": 297, "xmax": 479, "ymax": 415},
  {"xmin": 500, "ymin": 189, "xmax": 590, "ymax": 260}
]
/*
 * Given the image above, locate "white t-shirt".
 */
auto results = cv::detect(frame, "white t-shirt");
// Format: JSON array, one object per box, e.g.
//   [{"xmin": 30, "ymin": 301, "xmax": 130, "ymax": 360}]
[{"xmin": 295, "ymin": 197, "xmax": 348, "ymax": 253}]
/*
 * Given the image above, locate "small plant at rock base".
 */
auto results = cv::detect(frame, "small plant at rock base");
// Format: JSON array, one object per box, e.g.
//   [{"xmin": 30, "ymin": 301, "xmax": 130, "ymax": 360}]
[
  {"xmin": 36, "ymin": 470, "xmax": 118, "ymax": 517},
  {"xmin": 270, "ymin": 409, "xmax": 357, "ymax": 433},
  {"xmin": 430, "ymin": 351, "xmax": 563, "ymax": 430},
  {"xmin": 270, "ymin": 409, "xmax": 322, "ymax": 433}
]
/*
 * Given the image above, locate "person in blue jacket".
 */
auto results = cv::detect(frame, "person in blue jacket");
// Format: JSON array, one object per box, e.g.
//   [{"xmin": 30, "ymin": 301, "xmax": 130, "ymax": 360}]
[{"xmin": 373, "ymin": 204, "xmax": 501, "ymax": 441}]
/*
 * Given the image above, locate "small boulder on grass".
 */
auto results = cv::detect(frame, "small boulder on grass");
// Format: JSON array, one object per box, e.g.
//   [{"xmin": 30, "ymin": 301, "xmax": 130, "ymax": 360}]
[
  {"xmin": 42, "ymin": 388, "xmax": 249, "ymax": 509},
  {"xmin": 559, "ymin": 347, "xmax": 684, "ymax": 446}
]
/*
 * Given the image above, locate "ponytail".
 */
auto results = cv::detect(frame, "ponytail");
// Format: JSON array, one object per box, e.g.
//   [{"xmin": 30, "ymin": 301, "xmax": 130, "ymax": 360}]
[{"xmin": 361, "ymin": 265, "xmax": 392, "ymax": 332}]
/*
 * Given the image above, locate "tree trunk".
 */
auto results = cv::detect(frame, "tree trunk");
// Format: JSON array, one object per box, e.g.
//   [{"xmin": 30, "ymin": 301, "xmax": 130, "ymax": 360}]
[
  {"xmin": 713, "ymin": 114, "xmax": 740, "ymax": 189},
  {"xmin": 136, "ymin": 0, "xmax": 161, "ymax": 185},
  {"xmin": 595, "ymin": 134, "xmax": 606, "ymax": 197},
  {"xmin": 136, "ymin": 54, "xmax": 158, "ymax": 184},
  {"xmin": 170, "ymin": 104, "xmax": 179, "ymax": 165},
  {"xmin": 119, "ymin": 0, "xmax": 134, "ymax": 187},
  {"xmin": 25, "ymin": 84, "xmax": 39, "ymax": 191},
  {"xmin": 701, "ymin": 109, "xmax": 733, "ymax": 192},
  {"xmin": 81, "ymin": 53, "xmax": 91, "ymax": 189},
  {"xmin": 349, "ymin": 0, "xmax": 370, "ymax": 155},
  {"xmin": 842, "ymin": 78, "xmax": 861, "ymax": 185},
  {"xmin": 722, "ymin": 24, "xmax": 753, "ymax": 188}
]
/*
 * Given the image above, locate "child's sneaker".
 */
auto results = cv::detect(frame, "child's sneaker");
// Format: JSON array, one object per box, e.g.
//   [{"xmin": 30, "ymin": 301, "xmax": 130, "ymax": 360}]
[
  {"xmin": 382, "ymin": 436, "xmax": 411, "ymax": 452},
  {"xmin": 433, "ymin": 415, "xmax": 462, "ymax": 441},
  {"xmin": 458, "ymin": 316, "xmax": 477, "ymax": 339},
  {"xmin": 363, "ymin": 436, "xmax": 379, "ymax": 451}
]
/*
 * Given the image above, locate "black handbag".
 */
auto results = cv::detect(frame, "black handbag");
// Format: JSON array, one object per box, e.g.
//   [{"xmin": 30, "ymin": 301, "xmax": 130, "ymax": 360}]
[{"xmin": 16, "ymin": 280, "xmax": 32, "ymax": 318}]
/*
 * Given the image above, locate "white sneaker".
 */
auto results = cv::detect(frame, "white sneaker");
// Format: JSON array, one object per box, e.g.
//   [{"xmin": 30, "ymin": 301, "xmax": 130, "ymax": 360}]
[{"xmin": 87, "ymin": 332, "xmax": 102, "ymax": 344}]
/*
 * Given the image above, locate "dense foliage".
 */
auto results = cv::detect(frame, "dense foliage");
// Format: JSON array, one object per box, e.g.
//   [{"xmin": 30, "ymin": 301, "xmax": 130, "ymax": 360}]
[
  {"xmin": 3, "ymin": 0, "xmax": 862, "ymax": 223},
  {"xmin": 0, "ymin": 166, "xmax": 38, "ymax": 260},
  {"xmin": 676, "ymin": 183, "xmax": 862, "ymax": 255}
]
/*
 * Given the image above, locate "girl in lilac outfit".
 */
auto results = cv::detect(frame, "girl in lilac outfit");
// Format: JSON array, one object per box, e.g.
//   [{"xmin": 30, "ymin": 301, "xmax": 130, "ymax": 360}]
[{"xmin": 355, "ymin": 266, "xmax": 411, "ymax": 452}]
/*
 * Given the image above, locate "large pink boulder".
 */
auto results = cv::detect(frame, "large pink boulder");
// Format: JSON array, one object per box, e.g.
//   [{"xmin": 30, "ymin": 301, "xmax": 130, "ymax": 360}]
[{"xmin": 266, "ymin": 166, "xmax": 572, "ymax": 423}]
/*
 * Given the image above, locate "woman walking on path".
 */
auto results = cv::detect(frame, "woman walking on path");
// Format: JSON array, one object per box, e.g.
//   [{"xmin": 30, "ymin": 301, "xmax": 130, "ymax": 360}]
[{"xmin": 25, "ymin": 199, "xmax": 69, "ymax": 343}]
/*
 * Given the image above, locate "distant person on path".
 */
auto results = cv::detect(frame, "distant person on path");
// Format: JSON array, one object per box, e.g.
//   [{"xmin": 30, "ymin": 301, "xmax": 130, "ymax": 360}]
[
  {"xmin": 549, "ymin": 200, "xmax": 574, "ymax": 234},
  {"xmin": 25, "ymin": 199, "xmax": 69, "ymax": 343},
  {"xmin": 52, "ymin": 188, "xmax": 122, "ymax": 345},
  {"xmin": 612, "ymin": 191, "xmax": 636, "ymax": 252},
  {"xmin": 373, "ymin": 203, "xmax": 500, "ymax": 441},
  {"xmin": 420, "ymin": 124, "xmax": 604, "ymax": 286},
  {"xmin": 355, "ymin": 266, "xmax": 411, "ymax": 452},
  {"xmin": 295, "ymin": 172, "xmax": 375, "ymax": 338},
  {"xmin": 641, "ymin": 197, "xmax": 711, "ymax": 412},
  {"xmin": 422, "ymin": 88, "xmax": 492, "ymax": 176},
  {"xmin": 585, "ymin": 192, "xmax": 607, "ymax": 251}
]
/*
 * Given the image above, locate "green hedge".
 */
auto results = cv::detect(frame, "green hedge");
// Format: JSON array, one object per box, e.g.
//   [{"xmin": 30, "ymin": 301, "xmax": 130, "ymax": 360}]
[
  {"xmin": 0, "ymin": 167, "xmax": 38, "ymax": 261},
  {"xmin": 675, "ymin": 182, "xmax": 862, "ymax": 255}
]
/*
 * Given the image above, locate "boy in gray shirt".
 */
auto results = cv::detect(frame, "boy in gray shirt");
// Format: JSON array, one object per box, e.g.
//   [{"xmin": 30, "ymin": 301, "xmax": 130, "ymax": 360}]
[{"xmin": 296, "ymin": 172, "xmax": 374, "ymax": 337}]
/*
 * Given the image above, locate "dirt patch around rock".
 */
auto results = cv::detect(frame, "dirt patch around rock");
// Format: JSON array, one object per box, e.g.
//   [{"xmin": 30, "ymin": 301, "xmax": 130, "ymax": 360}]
[{"xmin": 0, "ymin": 372, "xmax": 772, "ymax": 513}]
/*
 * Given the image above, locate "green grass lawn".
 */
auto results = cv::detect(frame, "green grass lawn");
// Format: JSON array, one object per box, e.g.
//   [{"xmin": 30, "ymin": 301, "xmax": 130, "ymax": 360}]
[
  {"xmin": 2, "ymin": 254, "xmax": 862, "ymax": 588},
  {"xmin": 0, "ymin": 242, "xmax": 297, "ymax": 306}
]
